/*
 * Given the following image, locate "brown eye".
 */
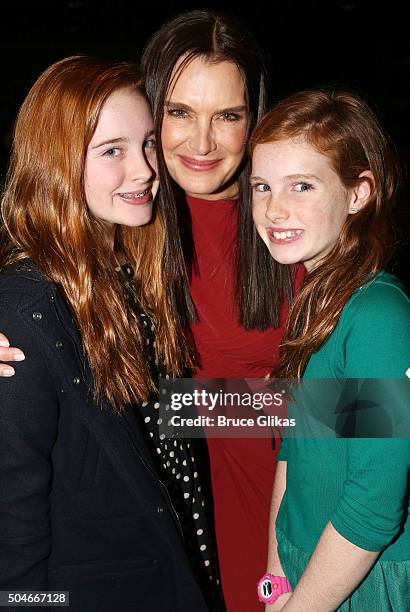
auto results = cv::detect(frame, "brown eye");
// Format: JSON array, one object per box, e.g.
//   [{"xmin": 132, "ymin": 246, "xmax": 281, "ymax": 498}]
[
  {"xmin": 220, "ymin": 112, "xmax": 241, "ymax": 122},
  {"xmin": 167, "ymin": 108, "xmax": 188, "ymax": 118}
]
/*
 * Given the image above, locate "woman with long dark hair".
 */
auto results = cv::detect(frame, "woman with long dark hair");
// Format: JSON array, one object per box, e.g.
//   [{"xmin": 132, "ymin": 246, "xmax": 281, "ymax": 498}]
[
  {"xmin": 251, "ymin": 89, "xmax": 410, "ymax": 610},
  {"xmin": 140, "ymin": 14, "xmax": 302, "ymax": 610},
  {"xmin": 0, "ymin": 55, "xmax": 210, "ymax": 612}
]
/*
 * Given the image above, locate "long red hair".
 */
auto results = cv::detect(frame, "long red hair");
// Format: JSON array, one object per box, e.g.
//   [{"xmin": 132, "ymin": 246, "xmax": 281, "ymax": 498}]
[
  {"xmin": 1, "ymin": 56, "xmax": 194, "ymax": 409},
  {"xmin": 249, "ymin": 88, "xmax": 399, "ymax": 377}
]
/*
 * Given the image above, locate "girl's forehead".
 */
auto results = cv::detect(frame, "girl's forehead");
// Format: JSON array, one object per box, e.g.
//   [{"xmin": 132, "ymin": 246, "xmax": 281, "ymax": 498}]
[{"xmin": 252, "ymin": 140, "xmax": 342, "ymax": 182}]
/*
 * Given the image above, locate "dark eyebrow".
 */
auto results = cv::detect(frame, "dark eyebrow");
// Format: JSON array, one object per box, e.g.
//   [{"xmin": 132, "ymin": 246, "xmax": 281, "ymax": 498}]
[
  {"xmin": 164, "ymin": 101, "xmax": 247, "ymax": 115},
  {"xmin": 91, "ymin": 129, "xmax": 155, "ymax": 150}
]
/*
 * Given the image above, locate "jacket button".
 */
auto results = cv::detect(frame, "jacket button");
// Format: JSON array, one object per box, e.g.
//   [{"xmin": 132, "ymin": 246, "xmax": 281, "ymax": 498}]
[
  {"xmin": 73, "ymin": 377, "xmax": 81, "ymax": 385},
  {"xmin": 157, "ymin": 505, "xmax": 165, "ymax": 514},
  {"xmin": 32, "ymin": 312, "xmax": 43, "ymax": 321},
  {"xmin": 55, "ymin": 340, "xmax": 64, "ymax": 349}
]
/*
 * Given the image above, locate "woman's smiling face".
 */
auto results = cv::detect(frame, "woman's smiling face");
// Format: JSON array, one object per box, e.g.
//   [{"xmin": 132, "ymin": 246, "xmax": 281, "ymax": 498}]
[
  {"xmin": 251, "ymin": 138, "xmax": 354, "ymax": 272},
  {"xmin": 161, "ymin": 56, "xmax": 249, "ymax": 200}
]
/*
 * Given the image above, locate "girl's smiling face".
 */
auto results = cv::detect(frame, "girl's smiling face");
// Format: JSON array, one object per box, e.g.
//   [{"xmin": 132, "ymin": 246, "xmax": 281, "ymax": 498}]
[
  {"xmin": 84, "ymin": 87, "xmax": 158, "ymax": 229},
  {"xmin": 251, "ymin": 138, "xmax": 360, "ymax": 272}
]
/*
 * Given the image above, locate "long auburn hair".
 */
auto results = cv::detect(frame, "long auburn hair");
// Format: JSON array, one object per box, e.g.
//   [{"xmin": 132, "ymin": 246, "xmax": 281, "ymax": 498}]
[
  {"xmin": 249, "ymin": 88, "xmax": 399, "ymax": 377},
  {"xmin": 141, "ymin": 9, "xmax": 293, "ymax": 329},
  {"xmin": 1, "ymin": 55, "xmax": 194, "ymax": 409}
]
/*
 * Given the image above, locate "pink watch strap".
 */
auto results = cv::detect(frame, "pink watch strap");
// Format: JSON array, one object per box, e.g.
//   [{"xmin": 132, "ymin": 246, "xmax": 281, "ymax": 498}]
[
  {"xmin": 257, "ymin": 573, "xmax": 292, "ymax": 604},
  {"xmin": 277, "ymin": 575, "xmax": 292, "ymax": 593}
]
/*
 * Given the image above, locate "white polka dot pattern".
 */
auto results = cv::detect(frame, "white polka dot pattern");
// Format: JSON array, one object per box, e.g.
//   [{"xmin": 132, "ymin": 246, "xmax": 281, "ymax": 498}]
[{"xmin": 118, "ymin": 265, "xmax": 222, "ymax": 606}]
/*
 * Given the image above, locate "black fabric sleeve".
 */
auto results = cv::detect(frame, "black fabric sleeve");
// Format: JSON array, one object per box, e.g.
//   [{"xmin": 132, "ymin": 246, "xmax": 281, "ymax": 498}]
[{"xmin": 0, "ymin": 304, "xmax": 60, "ymax": 589}]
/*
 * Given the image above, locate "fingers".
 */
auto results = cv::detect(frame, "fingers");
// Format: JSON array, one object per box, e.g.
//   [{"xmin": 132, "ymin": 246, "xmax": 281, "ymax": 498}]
[
  {"xmin": 0, "ymin": 332, "xmax": 10, "ymax": 347},
  {"xmin": 0, "ymin": 364, "xmax": 15, "ymax": 376},
  {"xmin": 0, "ymin": 345, "xmax": 26, "ymax": 377}
]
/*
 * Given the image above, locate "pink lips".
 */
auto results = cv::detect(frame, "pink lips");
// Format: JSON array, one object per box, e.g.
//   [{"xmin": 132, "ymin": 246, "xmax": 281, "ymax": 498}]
[
  {"xmin": 178, "ymin": 155, "xmax": 222, "ymax": 171},
  {"xmin": 117, "ymin": 190, "xmax": 153, "ymax": 205},
  {"xmin": 267, "ymin": 228, "xmax": 304, "ymax": 245}
]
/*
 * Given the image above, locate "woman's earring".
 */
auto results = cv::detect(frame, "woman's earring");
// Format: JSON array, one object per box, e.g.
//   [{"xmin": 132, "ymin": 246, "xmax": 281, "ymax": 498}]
[{"xmin": 349, "ymin": 206, "xmax": 357, "ymax": 213}]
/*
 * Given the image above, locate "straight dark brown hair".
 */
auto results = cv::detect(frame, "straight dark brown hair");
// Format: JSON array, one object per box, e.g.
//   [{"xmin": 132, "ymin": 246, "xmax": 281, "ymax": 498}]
[{"xmin": 141, "ymin": 9, "xmax": 293, "ymax": 329}]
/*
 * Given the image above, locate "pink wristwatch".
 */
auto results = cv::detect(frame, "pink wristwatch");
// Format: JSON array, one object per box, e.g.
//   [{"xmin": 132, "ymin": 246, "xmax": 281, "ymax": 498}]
[{"xmin": 257, "ymin": 573, "xmax": 292, "ymax": 604}]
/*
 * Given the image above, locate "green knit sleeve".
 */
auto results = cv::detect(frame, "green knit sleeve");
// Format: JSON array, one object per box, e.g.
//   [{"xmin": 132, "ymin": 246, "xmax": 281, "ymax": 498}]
[
  {"xmin": 277, "ymin": 436, "xmax": 288, "ymax": 461},
  {"xmin": 335, "ymin": 275, "xmax": 410, "ymax": 378},
  {"xmin": 330, "ymin": 275, "xmax": 410, "ymax": 550},
  {"xmin": 331, "ymin": 437, "xmax": 410, "ymax": 550}
]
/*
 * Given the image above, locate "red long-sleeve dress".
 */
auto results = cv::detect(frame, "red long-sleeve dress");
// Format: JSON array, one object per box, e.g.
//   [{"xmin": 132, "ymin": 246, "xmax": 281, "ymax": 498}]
[{"xmin": 186, "ymin": 195, "xmax": 303, "ymax": 612}]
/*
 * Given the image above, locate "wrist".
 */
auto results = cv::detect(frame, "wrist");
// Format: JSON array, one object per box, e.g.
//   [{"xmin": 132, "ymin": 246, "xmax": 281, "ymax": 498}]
[{"xmin": 257, "ymin": 573, "xmax": 292, "ymax": 605}]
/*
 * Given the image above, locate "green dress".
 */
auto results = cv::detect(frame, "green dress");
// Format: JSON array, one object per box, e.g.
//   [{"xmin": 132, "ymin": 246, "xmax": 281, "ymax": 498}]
[{"xmin": 276, "ymin": 272, "xmax": 410, "ymax": 611}]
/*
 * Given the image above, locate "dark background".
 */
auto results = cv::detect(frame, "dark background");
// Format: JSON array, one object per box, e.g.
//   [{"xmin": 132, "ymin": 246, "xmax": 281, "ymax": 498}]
[{"xmin": 1, "ymin": 0, "xmax": 408, "ymax": 284}]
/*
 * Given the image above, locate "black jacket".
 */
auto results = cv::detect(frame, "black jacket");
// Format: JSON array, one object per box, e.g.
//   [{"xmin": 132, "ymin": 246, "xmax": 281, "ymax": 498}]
[{"xmin": 0, "ymin": 262, "xmax": 208, "ymax": 612}]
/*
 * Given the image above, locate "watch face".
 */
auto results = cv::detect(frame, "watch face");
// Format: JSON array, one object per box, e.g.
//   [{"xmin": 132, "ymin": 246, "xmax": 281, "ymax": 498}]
[{"xmin": 260, "ymin": 577, "xmax": 274, "ymax": 598}]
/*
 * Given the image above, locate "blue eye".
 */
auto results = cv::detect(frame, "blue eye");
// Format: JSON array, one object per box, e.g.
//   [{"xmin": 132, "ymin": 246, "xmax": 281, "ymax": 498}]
[
  {"xmin": 252, "ymin": 183, "xmax": 270, "ymax": 193},
  {"xmin": 293, "ymin": 182, "xmax": 313, "ymax": 192},
  {"xmin": 144, "ymin": 138, "xmax": 156, "ymax": 149},
  {"xmin": 103, "ymin": 147, "xmax": 121, "ymax": 158}
]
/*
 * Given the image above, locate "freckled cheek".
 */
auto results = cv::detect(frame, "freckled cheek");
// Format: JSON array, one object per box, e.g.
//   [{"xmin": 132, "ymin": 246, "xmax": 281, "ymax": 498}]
[
  {"xmin": 252, "ymin": 200, "xmax": 262, "ymax": 223},
  {"xmin": 252, "ymin": 201, "xmax": 267, "ymax": 229},
  {"xmin": 296, "ymin": 200, "xmax": 326, "ymax": 226},
  {"xmin": 254, "ymin": 222, "xmax": 269, "ymax": 249}
]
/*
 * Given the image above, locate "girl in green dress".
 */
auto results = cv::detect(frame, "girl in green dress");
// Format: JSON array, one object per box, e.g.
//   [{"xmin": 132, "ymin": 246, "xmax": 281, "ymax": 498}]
[{"xmin": 250, "ymin": 89, "xmax": 410, "ymax": 611}]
